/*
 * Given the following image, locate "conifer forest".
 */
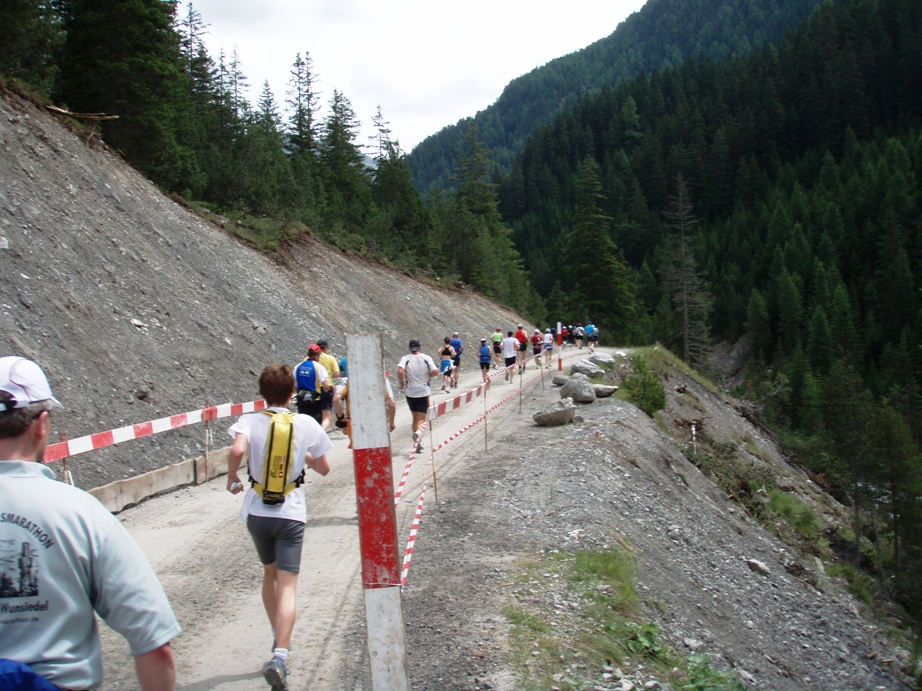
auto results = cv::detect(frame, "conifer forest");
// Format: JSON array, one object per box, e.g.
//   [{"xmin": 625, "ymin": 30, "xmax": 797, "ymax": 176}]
[{"xmin": 2, "ymin": 0, "xmax": 921, "ymax": 635}]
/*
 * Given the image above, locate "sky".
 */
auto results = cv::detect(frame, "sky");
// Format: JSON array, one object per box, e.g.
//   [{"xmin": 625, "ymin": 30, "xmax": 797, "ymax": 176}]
[{"xmin": 189, "ymin": 0, "xmax": 648, "ymax": 153}]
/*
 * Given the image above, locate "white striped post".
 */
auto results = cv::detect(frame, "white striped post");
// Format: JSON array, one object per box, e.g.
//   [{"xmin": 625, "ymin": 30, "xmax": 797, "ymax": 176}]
[{"xmin": 347, "ymin": 334, "xmax": 410, "ymax": 691}]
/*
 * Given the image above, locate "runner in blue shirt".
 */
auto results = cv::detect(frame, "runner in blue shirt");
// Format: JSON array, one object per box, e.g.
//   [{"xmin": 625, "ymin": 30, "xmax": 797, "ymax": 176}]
[{"xmin": 478, "ymin": 338, "xmax": 492, "ymax": 383}]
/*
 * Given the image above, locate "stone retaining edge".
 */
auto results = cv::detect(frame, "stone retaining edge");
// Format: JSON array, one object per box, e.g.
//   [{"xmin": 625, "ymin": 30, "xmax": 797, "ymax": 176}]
[{"xmin": 89, "ymin": 447, "xmax": 232, "ymax": 513}]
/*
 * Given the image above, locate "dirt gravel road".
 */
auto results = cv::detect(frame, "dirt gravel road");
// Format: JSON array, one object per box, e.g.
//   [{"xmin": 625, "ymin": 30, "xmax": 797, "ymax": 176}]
[{"xmin": 98, "ymin": 352, "xmax": 571, "ymax": 690}]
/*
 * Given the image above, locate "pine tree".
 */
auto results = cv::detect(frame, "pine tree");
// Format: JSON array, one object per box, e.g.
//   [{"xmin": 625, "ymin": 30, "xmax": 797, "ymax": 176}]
[
  {"xmin": 823, "ymin": 358, "xmax": 875, "ymax": 566},
  {"xmin": 0, "ymin": 0, "xmax": 62, "ymax": 93},
  {"xmin": 369, "ymin": 142, "xmax": 426, "ymax": 253},
  {"xmin": 775, "ymin": 269, "xmax": 804, "ymax": 360},
  {"xmin": 660, "ymin": 173, "xmax": 711, "ymax": 366},
  {"xmin": 55, "ymin": 0, "xmax": 199, "ymax": 190},
  {"xmin": 239, "ymin": 81, "xmax": 293, "ymax": 214},
  {"xmin": 369, "ymin": 105, "xmax": 393, "ymax": 163},
  {"xmin": 873, "ymin": 404, "xmax": 919, "ymax": 575},
  {"xmin": 454, "ymin": 122, "xmax": 501, "ymax": 222},
  {"xmin": 286, "ymin": 51, "xmax": 320, "ymax": 159},
  {"xmin": 746, "ymin": 288, "xmax": 772, "ymax": 361},
  {"xmin": 561, "ymin": 156, "xmax": 641, "ymax": 341},
  {"xmin": 320, "ymin": 89, "xmax": 371, "ymax": 225},
  {"xmin": 177, "ymin": 2, "xmax": 207, "ymax": 76},
  {"xmin": 806, "ymin": 305, "xmax": 833, "ymax": 375}
]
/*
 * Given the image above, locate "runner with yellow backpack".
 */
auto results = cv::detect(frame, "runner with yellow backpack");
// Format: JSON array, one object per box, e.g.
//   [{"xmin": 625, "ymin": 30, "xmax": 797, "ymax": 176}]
[{"xmin": 226, "ymin": 364, "xmax": 331, "ymax": 691}]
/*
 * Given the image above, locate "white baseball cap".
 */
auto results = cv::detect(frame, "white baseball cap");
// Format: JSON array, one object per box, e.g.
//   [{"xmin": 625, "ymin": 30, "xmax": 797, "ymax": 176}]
[{"xmin": 0, "ymin": 356, "xmax": 63, "ymax": 411}]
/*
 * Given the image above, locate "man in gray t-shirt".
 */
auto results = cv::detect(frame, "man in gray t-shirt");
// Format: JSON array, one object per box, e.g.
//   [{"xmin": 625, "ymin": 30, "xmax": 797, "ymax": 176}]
[
  {"xmin": 0, "ymin": 357, "xmax": 180, "ymax": 690},
  {"xmin": 397, "ymin": 338, "xmax": 438, "ymax": 453}
]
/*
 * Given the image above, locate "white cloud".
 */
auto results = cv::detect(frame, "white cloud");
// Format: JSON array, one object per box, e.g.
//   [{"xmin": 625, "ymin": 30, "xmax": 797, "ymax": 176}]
[{"xmin": 190, "ymin": 0, "xmax": 646, "ymax": 151}]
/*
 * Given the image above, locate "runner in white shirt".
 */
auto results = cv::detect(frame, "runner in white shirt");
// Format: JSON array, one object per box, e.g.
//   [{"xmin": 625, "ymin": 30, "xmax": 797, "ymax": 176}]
[
  {"xmin": 397, "ymin": 338, "xmax": 438, "ymax": 452},
  {"xmin": 500, "ymin": 331, "xmax": 519, "ymax": 382},
  {"xmin": 225, "ymin": 364, "xmax": 331, "ymax": 690}
]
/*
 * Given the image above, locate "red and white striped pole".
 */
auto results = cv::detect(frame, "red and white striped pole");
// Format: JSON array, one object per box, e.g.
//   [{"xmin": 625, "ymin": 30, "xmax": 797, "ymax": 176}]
[
  {"xmin": 347, "ymin": 334, "xmax": 410, "ymax": 691},
  {"xmin": 557, "ymin": 320, "xmax": 563, "ymax": 371}
]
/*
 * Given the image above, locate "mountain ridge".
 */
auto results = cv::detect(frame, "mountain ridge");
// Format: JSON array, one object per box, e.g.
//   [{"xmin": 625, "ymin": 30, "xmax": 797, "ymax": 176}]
[{"xmin": 407, "ymin": 0, "xmax": 831, "ymax": 195}]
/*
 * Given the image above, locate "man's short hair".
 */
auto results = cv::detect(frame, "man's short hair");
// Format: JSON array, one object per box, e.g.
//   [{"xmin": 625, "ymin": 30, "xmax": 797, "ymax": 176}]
[
  {"xmin": 259, "ymin": 364, "xmax": 295, "ymax": 406},
  {"xmin": 0, "ymin": 398, "xmax": 53, "ymax": 439}
]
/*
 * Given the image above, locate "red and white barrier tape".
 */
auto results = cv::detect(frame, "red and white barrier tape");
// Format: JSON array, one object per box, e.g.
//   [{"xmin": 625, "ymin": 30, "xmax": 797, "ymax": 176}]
[
  {"xmin": 400, "ymin": 457, "xmax": 432, "ymax": 587},
  {"xmin": 486, "ymin": 363, "xmax": 517, "ymax": 381},
  {"xmin": 427, "ymin": 380, "xmax": 488, "ymax": 421},
  {"xmin": 398, "ymin": 370, "xmax": 545, "ymax": 586},
  {"xmin": 44, "ymin": 399, "xmax": 268, "ymax": 463},
  {"xmin": 394, "ymin": 420, "xmax": 428, "ymax": 505},
  {"xmin": 431, "ymin": 413, "xmax": 485, "ymax": 453}
]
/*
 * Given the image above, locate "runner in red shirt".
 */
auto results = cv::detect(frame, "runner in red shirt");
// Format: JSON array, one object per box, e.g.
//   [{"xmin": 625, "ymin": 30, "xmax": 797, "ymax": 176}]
[{"xmin": 530, "ymin": 329, "xmax": 543, "ymax": 370}]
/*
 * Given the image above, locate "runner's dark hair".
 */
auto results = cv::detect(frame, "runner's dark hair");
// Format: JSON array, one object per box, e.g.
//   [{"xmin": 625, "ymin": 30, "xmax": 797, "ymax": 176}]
[
  {"xmin": 259, "ymin": 364, "xmax": 295, "ymax": 406},
  {"xmin": 0, "ymin": 395, "xmax": 53, "ymax": 438}
]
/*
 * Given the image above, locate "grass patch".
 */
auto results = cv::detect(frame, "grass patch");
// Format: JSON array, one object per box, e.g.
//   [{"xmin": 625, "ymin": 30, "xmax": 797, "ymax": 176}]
[
  {"xmin": 632, "ymin": 344, "xmax": 724, "ymax": 397},
  {"xmin": 684, "ymin": 654, "xmax": 747, "ymax": 690},
  {"xmin": 504, "ymin": 549, "xmax": 745, "ymax": 690},
  {"xmin": 682, "ymin": 434, "xmax": 831, "ymax": 556},
  {"xmin": 740, "ymin": 434, "xmax": 765, "ymax": 459},
  {"xmin": 768, "ymin": 490, "xmax": 822, "ymax": 540},
  {"xmin": 827, "ymin": 563, "xmax": 875, "ymax": 605}
]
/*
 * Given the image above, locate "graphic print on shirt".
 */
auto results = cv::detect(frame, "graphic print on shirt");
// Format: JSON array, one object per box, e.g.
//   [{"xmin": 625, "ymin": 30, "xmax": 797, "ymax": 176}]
[
  {"xmin": 0, "ymin": 514, "xmax": 53, "ymax": 617},
  {"xmin": 0, "ymin": 539, "xmax": 40, "ymax": 598}
]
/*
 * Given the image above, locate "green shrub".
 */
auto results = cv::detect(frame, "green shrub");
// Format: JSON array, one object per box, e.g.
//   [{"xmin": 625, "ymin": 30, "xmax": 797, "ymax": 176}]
[{"xmin": 624, "ymin": 357, "xmax": 666, "ymax": 416}]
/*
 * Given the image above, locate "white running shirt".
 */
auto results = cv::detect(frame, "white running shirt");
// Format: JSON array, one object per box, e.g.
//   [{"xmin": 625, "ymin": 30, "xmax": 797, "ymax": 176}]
[{"xmin": 398, "ymin": 352, "xmax": 437, "ymax": 397}]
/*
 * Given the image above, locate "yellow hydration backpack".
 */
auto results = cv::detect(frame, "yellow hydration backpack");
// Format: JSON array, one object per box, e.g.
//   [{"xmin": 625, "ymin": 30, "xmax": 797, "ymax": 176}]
[{"xmin": 251, "ymin": 410, "xmax": 303, "ymax": 505}]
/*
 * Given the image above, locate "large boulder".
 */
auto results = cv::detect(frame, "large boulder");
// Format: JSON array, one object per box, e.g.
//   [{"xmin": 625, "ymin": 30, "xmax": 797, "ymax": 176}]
[
  {"xmin": 552, "ymin": 374, "xmax": 569, "ymax": 387},
  {"xmin": 571, "ymin": 359, "xmax": 603, "ymax": 377},
  {"xmin": 560, "ymin": 378, "xmax": 596, "ymax": 403},
  {"xmin": 589, "ymin": 352, "xmax": 616, "ymax": 366},
  {"xmin": 571, "ymin": 372, "xmax": 590, "ymax": 382},
  {"xmin": 593, "ymin": 384, "xmax": 618, "ymax": 398},
  {"xmin": 533, "ymin": 398, "xmax": 576, "ymax": 426}
]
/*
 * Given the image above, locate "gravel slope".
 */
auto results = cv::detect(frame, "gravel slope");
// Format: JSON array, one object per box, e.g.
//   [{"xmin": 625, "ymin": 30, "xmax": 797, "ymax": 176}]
[
  {"xmin": 0, "ymin": 90, "xmax": 525, "ymax": 490},
  {"xmin": 399, "ymin": 356, "xmax": 914, "ymax": 690}
]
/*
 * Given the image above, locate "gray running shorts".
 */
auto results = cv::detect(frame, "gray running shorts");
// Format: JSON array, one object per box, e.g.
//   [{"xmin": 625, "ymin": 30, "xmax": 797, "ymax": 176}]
[{"xmin": 247, "ymin": 515, "xmax": 305, "ymax": 573}]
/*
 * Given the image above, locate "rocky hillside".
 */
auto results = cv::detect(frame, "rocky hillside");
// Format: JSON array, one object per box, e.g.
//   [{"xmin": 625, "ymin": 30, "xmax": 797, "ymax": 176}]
[
  {"xmin": 401, "ymin": 354, "xmax": 917, "ymax": 690},
  {"xmin": 0, "ymin": 89, "xmax": 525, "ymax": 490}
]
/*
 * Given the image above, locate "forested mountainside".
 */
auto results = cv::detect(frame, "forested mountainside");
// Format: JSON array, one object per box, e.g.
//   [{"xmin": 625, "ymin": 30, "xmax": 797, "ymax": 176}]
[
  {"xmin": 497, "ymin": 0, "xmax": 922, "ymax": 625},
  {"xmin": 0, "ymin": 0, "xmax": 542, "ymax": 314},
  {"xmin": 406, "ymin": 0, "xmax": 833, "ymax": 196}
]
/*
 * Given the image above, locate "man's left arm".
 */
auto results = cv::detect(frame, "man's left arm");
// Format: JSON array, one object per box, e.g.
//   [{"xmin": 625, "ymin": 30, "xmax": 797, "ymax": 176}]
[
  {"xmin": 92, "ymin": 510, "xmax": 182, "ymax": 687},
  {"xmin": 134, "ymin": 642, "xmax": 176, "ymax": 691}
]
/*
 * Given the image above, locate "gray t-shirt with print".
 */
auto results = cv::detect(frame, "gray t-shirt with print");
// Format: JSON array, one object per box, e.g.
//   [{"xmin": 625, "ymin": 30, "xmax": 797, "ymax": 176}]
[{"xmin": 0, "ymin": 461, "xmax": 181, "ymax": 690}]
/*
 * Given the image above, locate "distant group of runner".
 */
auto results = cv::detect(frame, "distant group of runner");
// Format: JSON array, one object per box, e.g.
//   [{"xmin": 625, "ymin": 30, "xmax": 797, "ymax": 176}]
[{"xmin": 558, "ymin": 321, "xmax": 599, "ymax": 352}]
